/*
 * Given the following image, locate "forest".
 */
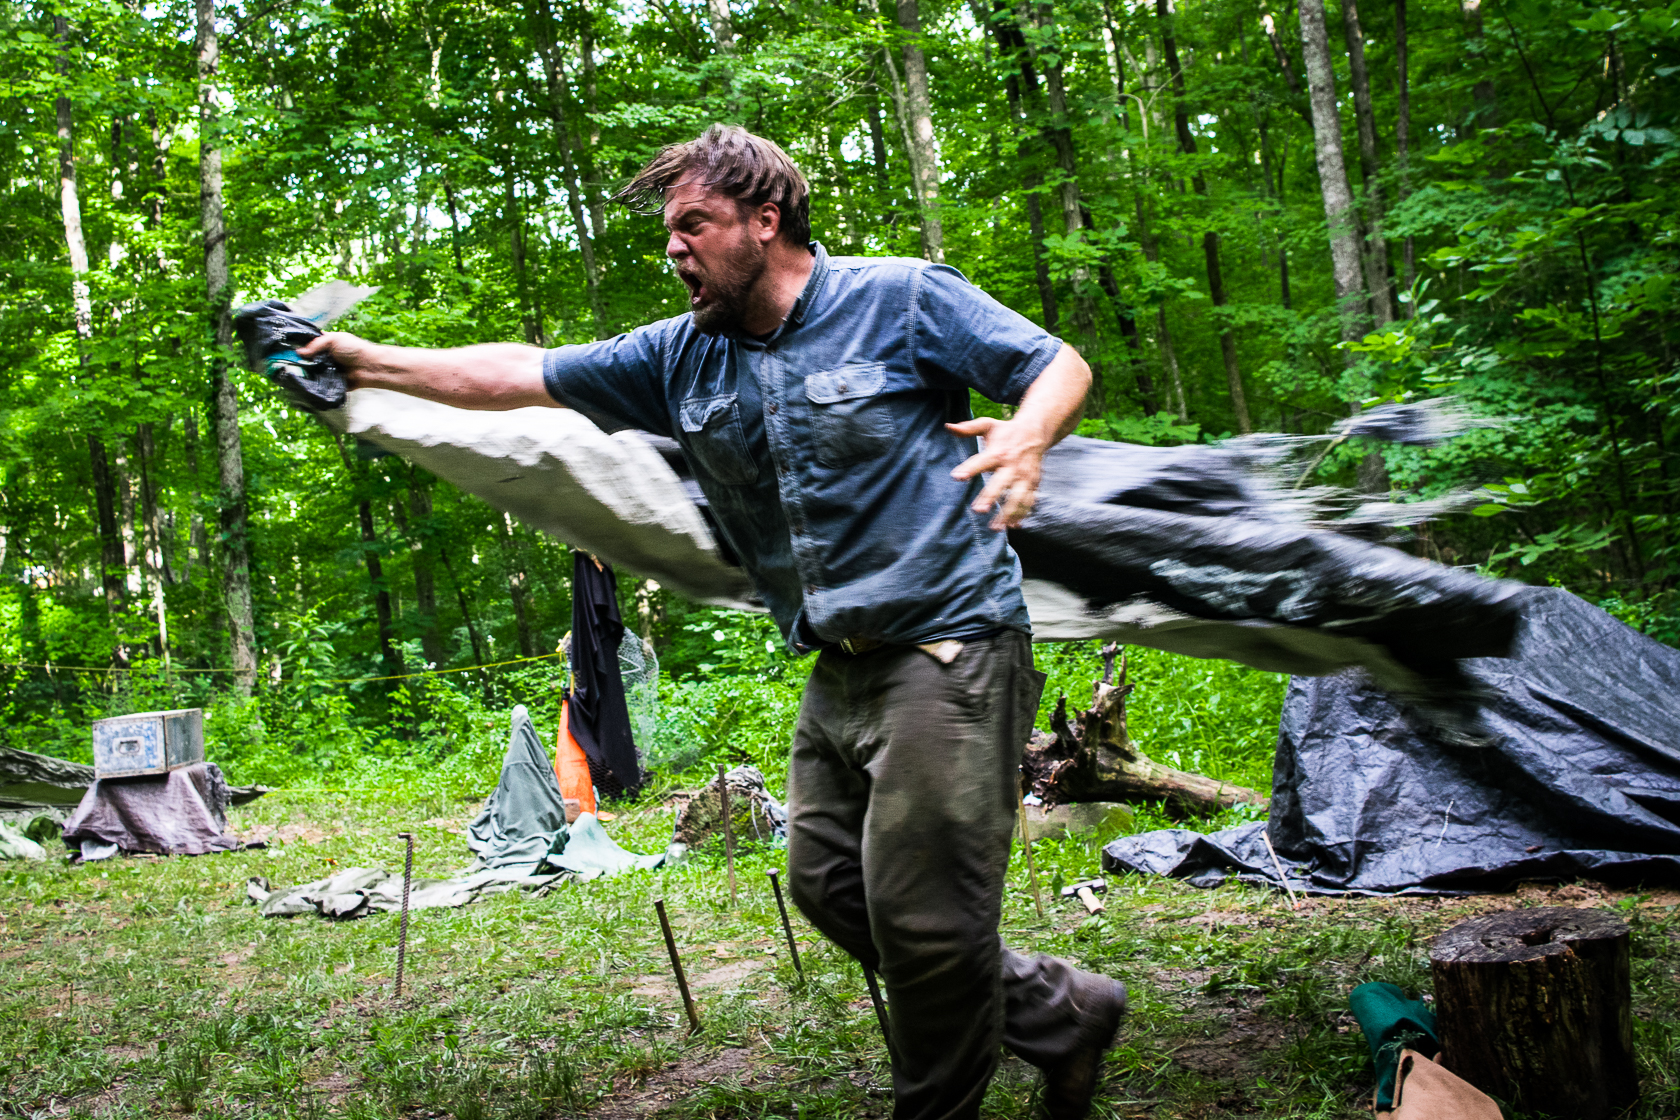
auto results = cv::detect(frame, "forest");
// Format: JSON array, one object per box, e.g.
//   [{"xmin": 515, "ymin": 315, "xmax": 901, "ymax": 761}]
[
  {"xmin": 0, "ymin": 0, "xmax": 1677, "ymax": 764},
  {"xmin": 4, "ymin": 1, "xmax": 1680, "ymax": 1116}
]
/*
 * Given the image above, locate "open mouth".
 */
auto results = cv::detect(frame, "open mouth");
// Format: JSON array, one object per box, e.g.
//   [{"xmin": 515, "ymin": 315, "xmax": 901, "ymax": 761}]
[{"xmin": 678, "ymin": 270, "xmax": 707, "ymax": 306}]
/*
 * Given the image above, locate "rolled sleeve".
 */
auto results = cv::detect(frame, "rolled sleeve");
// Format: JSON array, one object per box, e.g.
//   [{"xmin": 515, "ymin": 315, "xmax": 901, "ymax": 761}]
[
  {"xmin": 912, "ymin": 264, "xmax": 1063, "ymax": 405},
  {"xmin": 542, "ymin": 322, "xmax": 675, "ymax": 437}
]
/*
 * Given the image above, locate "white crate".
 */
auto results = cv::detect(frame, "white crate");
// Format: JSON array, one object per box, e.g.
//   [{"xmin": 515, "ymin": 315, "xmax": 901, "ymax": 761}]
[{"xmin": 91, "ymin": 709, "xmax": 205, "ymax": 779}]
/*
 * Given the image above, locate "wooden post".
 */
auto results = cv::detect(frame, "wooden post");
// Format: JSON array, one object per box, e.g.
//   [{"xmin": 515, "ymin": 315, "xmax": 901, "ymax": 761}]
[{"xmin": 1429, "ymin": 907, "xmax": 1637, "ymax": 1119}]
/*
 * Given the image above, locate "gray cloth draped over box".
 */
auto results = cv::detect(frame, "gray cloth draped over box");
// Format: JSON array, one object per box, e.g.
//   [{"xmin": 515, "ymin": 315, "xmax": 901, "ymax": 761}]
[
  {"xmin": 62, "ymin": 762, "xmax": 242, "ymax": 858},
  {"xmin": 1102, "ymin": 588, "xmax": 1680, "ymax": 894}
]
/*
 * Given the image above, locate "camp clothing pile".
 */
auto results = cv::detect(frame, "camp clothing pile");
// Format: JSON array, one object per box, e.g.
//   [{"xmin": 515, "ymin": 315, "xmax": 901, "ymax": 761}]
[
  {"xmin": 1103, "ymin": 587, "xmax": 1680, "ymax": 894},
  {"xmin": 285, "ymin": 378, "xmax": 1523, "ymax": 726},
  {"xmin": 565, "ymin": 552, "xmax": 644, "ymax": 795},
  {"xmin": 252, "ymin": 705, "xmax": 661, "ymax": 920}
]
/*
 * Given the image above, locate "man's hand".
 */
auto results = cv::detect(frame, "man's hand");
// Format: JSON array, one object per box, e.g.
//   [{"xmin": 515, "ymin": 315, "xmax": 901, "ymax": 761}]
[
  {"xmin": 298, "ymin": 332, "xmax": 384, "ymax": 388},
  {"xmin": 948, "ymin": 415, "xmax": 1054, "ymax": 530},
  {"xmin": 947, "ymin": 343, "xmax": 1091, "ymax": 530},
  {"xmin": 296, "ymin": 333, "xmax": 554, "ymax": 411}
]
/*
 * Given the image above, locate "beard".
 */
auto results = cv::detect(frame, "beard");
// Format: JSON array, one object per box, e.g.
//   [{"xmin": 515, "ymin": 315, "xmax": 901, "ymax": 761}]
[{"xmin": 681, "ymin": 233, "xmax": 769, "ymax": 336}]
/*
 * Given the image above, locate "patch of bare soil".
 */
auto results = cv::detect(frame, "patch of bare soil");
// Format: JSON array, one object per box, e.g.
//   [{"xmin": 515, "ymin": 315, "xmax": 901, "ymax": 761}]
[
  {"xmin": 236, "ymin": 823, "xmax": 334, "ymax": 846},
  {"xmin": 588, "ymin": 1047, "xmax": 793, "ymax": 1119}
]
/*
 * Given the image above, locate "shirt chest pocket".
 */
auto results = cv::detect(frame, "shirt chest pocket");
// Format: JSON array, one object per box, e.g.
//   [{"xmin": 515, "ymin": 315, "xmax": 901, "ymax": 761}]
[
  {"xmin": 805, "ymin": 363, "xmax": 896, "ymax": 468},
  {"xmin": 680, "ymin": 393, "xmax": 759, "ymax": 486}
]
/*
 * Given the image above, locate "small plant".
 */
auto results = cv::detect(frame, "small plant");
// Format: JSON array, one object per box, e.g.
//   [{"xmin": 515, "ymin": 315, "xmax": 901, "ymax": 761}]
[{"xmin": 162, "ymin": 1044, "xmax": 210, "ymax": 1113}]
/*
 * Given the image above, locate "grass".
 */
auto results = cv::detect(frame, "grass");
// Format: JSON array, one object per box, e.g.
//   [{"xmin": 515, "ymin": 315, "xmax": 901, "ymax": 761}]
[{"xmin": 3, "ymin": 644, "xmax": 1677, "ymax": 1118}]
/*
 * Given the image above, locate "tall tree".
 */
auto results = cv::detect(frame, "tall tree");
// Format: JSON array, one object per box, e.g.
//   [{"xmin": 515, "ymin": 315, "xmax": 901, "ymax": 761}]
[
  {"xmin": 1158, "ymin": 0, "xmax": 1250, "ymax": 432},
  {"xmin": 891, "ymin": 0, "xmax": 945, "ymax": 263},
  {"xmin": 54, "ymin": 18, "xmax": 126, "ymax": 621},
  {"xmin": 1395, "ymin": 0, "xmax": 1416, "ymax": 298},
  {"xmin": 1298, "ymin": 0, "xmax": 1368, "ymax": 348},
  {"xmin": 197, "ymin": 0, "xmax": 257, "ymax": 692},
  {"xmin": 1341, "ymin": 0, "xmax": 1396, "ymax": 324},
  {"xmin": 531, "ymin": 0, "xmax": 609, "ymax": 337}
]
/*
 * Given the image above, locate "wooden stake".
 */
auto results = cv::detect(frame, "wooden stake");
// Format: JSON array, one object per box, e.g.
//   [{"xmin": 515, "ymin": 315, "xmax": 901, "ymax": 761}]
[
  {"xmin": 395, "ymin": 832, "xmax": 415, "ymax": 997},
  {"xmin": 654, "ymin": 898, "xmax": 701, "ymax": 1034},
  {"xmin": 1018, "ymin": 797, "xmax": 1045, "ymax": 919},
  {"xmin": 1261, "ymin": 828, "xmax": 1302, "ymax": 910},
  {"xmin": 767, "ymin": 869, "xmax": 803, "ymax": 978},
  {"xmin": 717, "ymin": 763, "xmax": 737, "ymax": 904}
]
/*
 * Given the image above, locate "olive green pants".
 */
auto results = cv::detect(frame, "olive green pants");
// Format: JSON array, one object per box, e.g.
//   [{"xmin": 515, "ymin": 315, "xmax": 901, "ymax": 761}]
[{"xmin": 786, "ymin": 631, "xmax": 1119, "ymax": 1120}]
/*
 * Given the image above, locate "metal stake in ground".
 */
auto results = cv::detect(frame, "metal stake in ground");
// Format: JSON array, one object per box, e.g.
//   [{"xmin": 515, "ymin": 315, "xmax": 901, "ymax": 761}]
[
  {"xmin": 394, "ymin": 832, "xmax": 415, "ymax": 997},
  {"xmin": 862, "ymin": 964, "xmax": 893, "ymax": 1052},
  {"xmin": 717, "ymin": 763, "xmax": 737, "ymax": 904},
  {"xmin": 1018, "ymin": 797, "xmax": 1045, "ymax": 920},
  {"xmin": 654, "ymin": 898, "xmax": 702, "ymax": 1034},
  {"xmin": 766, "ymin": 869, "xmax": 803, "ymax": 978}
]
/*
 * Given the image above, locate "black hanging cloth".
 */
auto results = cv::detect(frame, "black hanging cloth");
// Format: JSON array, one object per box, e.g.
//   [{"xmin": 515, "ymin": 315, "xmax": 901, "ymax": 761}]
[{"xmin": 569, "ymin": 553, "xmax": 643, "ymax": 796}]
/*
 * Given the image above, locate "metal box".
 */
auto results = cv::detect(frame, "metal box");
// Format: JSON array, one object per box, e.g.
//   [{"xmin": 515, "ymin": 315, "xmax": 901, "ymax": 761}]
[{"xmin": 91, "ymin": 709, "xmax": 205, "ymax": 779}]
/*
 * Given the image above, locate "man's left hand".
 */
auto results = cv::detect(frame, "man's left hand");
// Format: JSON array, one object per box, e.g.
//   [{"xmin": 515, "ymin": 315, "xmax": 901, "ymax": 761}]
[{"xmin": 947, "ymin": 415, "xmax": 1054, "ymax": 531}]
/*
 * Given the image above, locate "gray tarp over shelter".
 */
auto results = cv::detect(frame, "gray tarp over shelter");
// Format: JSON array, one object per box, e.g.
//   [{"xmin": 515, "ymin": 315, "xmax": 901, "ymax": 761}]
[{"xmin": 1102, "ymin": 588, "xmax": 1680, "ymax": 894}]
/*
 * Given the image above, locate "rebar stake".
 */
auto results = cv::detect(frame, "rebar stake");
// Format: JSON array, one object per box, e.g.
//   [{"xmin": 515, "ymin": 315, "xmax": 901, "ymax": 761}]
[
  {"xmin": 862, "ymin": 964, "xmax": 893, "ymax": 1049},
  {"xmin": 767, "ymin": 869, "xmax": 803, "ymax": 978},
  {"xmin": 1018, "ymin": 798, "xmax": 1045, "ymax": 920},
  {"xmin": 395, "ymin": 832, "xmax": 415, "ymax": 997},
  {"xmin": 655, "ymin": 898, "xmax": 701, "ymax": 1034},
  {"xmin": 717, "ymin": 763, "xmax": 737, "ymax": 904}
]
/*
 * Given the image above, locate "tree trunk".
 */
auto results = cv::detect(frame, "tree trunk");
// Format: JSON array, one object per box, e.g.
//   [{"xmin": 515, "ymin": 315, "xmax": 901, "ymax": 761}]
[
  {"xmin": 1430, "ymin": 908, "xmax": 1637, "ymax": 1119},
  {"xmin": 401, "ymin": 480, "xmax": 446, "ymax": 667},
  {"xmin": 1297, "ymin": 0, "xmax": 1369, "ymax": 347},
  {"xmin": 578, "ymin": 6, "xmax": 608, "ymax": 241},
  {"xmin": 504, "ymin": 165, "xmax": 543, "ymax": 345},
  {"xmin": 1462, "ymin": 0, "xmax": 1497, "ymax": 130},
  {"xmin": 1022, "ymin": 647, "xmax": 1264, "ymax": 812},
  {"xmin": 892, "ymin": 0, "xmax": 945, "ymax": 263},
  {"xmin": 499, "ymin": 513, "xmax": 536, "ymax": 658},
  {"xmin": 197, "ymin": 0, "xmax": 257, "ymax": 694},
  {"xmin": 438, "ymin": 547, "xmax": 486, "ymax": 667},
  {"xmin": 530, "ymin": 0, "xmax": 609, "ymax": 337},
  {"xmin": 1341, "ymin": 0, "xmax": 1395, "ymax": 325},
  {"xmin": 1159, "ymin": 0, "xmax": 1250, "ymax": 432},
  {"xmin": 358, "ymin": 497, "xmax": 402, "ymax": 678},
  {"xmin": 1260, "ymin": 7, "xmax": 1314, "ymax": 126},
  {"xmin": 706, "ymin": 0, "xmax": 736, "ymax": 52},
  {"xmin": 1396, "ymin": 0, "xmax": 1416, "ymax": 301},
  {"xmin": 978, "ymin": 0, "xmax": 1059, "ymax": 332},
  {"xmin": 55, "ymin": 19, "xmax": 128, "ymax": 615}
]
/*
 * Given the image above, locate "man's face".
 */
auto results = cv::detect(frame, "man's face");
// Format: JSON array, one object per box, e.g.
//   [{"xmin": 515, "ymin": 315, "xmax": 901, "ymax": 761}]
[{"xmin": 663, "ymin": 182, "xmax": 770, "ymax": 335}]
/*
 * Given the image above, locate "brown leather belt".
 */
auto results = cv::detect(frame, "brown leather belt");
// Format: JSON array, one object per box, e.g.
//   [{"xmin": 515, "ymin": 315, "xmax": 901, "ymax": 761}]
[
  {"xmin": 840, "ymin": 636, "xmax": 885, "ymax": 655},
  {"xmin": 837, "ymin": 637, "xmax": 965, "ymax": 664}
]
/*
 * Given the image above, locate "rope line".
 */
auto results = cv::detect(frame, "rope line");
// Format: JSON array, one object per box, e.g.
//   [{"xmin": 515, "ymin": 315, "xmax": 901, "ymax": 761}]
[{"xmin": 0, "ymin": 652, "xmax": 561, "ymax": 685}]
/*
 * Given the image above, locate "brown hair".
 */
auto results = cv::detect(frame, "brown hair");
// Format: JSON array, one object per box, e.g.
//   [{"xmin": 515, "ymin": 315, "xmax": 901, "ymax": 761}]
[{"xmin": 618, "ymin": 125, "xmax": 812, "ymax": 247}]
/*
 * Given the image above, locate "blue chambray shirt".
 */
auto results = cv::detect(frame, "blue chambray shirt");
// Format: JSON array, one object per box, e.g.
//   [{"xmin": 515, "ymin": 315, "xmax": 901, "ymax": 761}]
[{"xmin": 542, "ymin": 243, "xmax": 1061, "ymax": 651}]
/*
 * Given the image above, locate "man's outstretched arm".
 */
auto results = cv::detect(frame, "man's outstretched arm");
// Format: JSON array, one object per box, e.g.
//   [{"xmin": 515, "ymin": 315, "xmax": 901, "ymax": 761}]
[
  {"xmin": 947, "ymin": 342, "xmax": 1091, "ymax": 530},
  {"xmin": 298, "ymin": 334, "xmax": 557, "ymax": 411}
]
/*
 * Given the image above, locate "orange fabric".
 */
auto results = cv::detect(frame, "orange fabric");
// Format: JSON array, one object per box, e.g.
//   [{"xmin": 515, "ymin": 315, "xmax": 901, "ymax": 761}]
[{"xmin": 555, "ymin": 699, "xmax": 596, "ymax": 815}]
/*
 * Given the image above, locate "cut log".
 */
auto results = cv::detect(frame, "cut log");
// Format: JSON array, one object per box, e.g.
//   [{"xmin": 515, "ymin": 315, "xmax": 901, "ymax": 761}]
[
  {"xmin": 1021, "ymin": 644, "xmax": 1265, "ymax": 813},
  {"xmin": 1429, "ymin": 907, "xmax": 1637, "ymax": 1119}
]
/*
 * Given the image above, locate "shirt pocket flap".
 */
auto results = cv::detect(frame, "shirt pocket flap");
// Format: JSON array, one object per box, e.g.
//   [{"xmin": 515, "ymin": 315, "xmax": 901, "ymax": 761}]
[
  {"xmin": 680, "ymin": 392, "xmax": 739, "ymax": 433},
  {"xmin": 805, "ymin": 363, "xmax": 888, "ymax": 404}
]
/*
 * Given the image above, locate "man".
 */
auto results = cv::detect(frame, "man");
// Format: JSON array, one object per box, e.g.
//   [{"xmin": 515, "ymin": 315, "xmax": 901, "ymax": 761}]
[{"xmin": 302, "ymin": 125, "xmax": 1126, "ymax": 1120}]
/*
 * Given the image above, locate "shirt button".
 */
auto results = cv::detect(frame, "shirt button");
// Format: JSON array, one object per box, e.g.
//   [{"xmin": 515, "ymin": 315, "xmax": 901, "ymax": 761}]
[
  {"xmin": 767, "ymin": 401, "xmax": 779, "ymax": 414},
  {"xmin": 806, "ymin": 584, "xmax": 818, "ymax": 594}
]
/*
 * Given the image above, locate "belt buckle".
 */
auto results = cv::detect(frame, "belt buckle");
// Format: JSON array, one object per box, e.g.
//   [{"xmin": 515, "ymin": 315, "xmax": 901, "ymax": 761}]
[{"xmin": 841, "ymin": 637, "xmax": 877, "ymax": 655}]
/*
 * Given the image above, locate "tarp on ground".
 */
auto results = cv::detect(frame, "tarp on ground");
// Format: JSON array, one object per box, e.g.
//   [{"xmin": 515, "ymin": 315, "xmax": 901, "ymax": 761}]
[
  {"xmin": 310, "ymin": 387, "xmax": 1523, "ymax": 724},
  {"xmin": 62, "ymin": 762, "xmax": 243, "ymax": 858},
  {"xmin": 254, "ymin": 706, "xmax": 661, "ymax": 919},
  {"xmin": 1101, "ymin": 587, "xmax": 1680, "ymax": 894}
]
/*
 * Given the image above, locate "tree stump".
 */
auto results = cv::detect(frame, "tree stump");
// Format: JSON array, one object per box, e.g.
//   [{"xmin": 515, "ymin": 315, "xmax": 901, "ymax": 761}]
[
  {"xmin": 1429, "ymin": 907, "xmax": 1637, "ymax": 1119},
  {"xmin": 1020, "ymin": 643, "xmax": 1265, "ymax": 814}
]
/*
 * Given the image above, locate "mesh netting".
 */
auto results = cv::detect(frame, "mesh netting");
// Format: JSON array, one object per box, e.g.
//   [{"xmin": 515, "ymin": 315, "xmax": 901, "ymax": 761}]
[{"xmin": 618, "ymin": 631, "xmax": 659, "ymax": 768}]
